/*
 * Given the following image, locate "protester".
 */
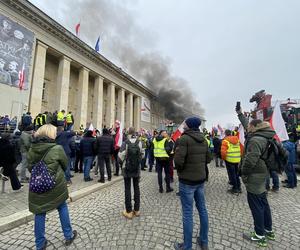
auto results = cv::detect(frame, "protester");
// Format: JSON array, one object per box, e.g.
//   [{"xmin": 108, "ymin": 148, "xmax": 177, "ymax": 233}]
[
  {"xmin": 221, "ymin": 129, "xmax": 242, "ymax": 194},
  {"xmin": 0, "ymin": 133, "xmax": 22, "ymax": 191},
  {"xmin": 94, "ymin": 128, "xmax": 114, "ymax": 183},
  {"xmin": 80, "ymin": 130, "xmax": 96, "ymax": 182},
  {"xmin": 148, "ymin": 130, "xmax": 158, "ymax": 172},
  {"xmin": 27, "ymin": 124, "xmax": 77, "ymax": 249},
  {"xmin": 282, "ymin": 140, "xmax": 297, "ymax": 188},
  {"xmin": 19, "ymin": 125, "xmax": 33, "ymax": 183},
  {"xmin": 140, "ymin": 132, "xmax": 148, "ymax": 171},
  {"xmin": 174, "ymin": 116, "xmax": 212, "ymax": 250},
  {"xmin": 212, "ymin": 134, "xmax": 224, "ymax": 167},
  {"xmin": 74, "ymin": 132, "xmax": 83, "ymax": 173},
  {"xmin": 113, "ymin": 120, "xmax": 122, "ymax": 176},
  {"xmin": 118, "ymin": 127, "xmax": 144, "ymax": 219},
  {"xmin": 153, "ymin": 130, "xmax": 173, "ymax": 193},
  {"xmin": 65, "ymin": 111, "xmax": 74, "ymax": 131},
  {"xmin": 56, "ymin": 110, "xmax": 65, "ymax": 127}
]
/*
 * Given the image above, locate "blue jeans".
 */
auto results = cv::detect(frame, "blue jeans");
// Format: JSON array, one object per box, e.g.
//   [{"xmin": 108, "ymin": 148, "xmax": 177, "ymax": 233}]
[
  {"xmin": 285, "ymin": 163, "xmax": 297, "ymax": 188},
  {"xmin": 83, "ymin": 156, "xmax": 94, "ymax": 180},
  {"xmin": 179, "ymin": 182, "xmax": 209, "ymax": 250},
  {"xmin": 265, "ymin": 171, "xmax": 279, "ymax": 190},
  {"xmin": 34, "ymin": 201, "xmax": 73, "ymax": 250},
  {"xmin": 65, "ymin": 156, "xmax": 72, "ymax": 181}
]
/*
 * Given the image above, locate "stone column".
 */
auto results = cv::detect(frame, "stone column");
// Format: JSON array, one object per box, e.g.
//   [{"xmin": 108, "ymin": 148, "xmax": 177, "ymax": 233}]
[
  {"xmin": 56, "ymin": 56, "xmax": 71, "ymax": 111},
  {"xmin": 106, "ymin": 82, "xmax": 115, "ymax": 127},
  {"xmin": 117, "ymin": 88, "xmax": 125, "ymax": 126},
  {"xmin": 77, "ymin": 67, "xmax": 89, "ymax": 129},
  {"xmin": 126, "ymin": 93, "xmax": 133, "ymax": 128},
  {"xmin": 93, "ymin": 75, "xmax": 104, "ymax": 130},
  {"xmin": 134, "ymin": 96, "xmax": 141, "ymax": 131},
  {"xmin": 29, "ymin": 41, "xmax": 48, "ymax": 116}
]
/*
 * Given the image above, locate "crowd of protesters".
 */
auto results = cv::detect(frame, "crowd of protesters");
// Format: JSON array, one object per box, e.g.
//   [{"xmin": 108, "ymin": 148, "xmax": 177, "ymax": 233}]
[{"xmin": 0, "ymin": 105, "xmax": 299, "ymax": 250}]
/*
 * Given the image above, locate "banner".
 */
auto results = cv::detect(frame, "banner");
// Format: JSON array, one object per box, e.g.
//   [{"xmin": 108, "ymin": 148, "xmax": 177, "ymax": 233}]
[
  {"xmin": 0, "ymin": 14, "xmax": 34, "ymax": 89},
  {"xmin": 141, "ymin": 97, "xmax": 151, "ymax": 123}
]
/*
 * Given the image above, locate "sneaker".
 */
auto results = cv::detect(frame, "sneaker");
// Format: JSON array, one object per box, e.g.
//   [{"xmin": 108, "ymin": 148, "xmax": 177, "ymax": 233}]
[
  {"xmin": 283, "ymin": 185, "xmax": 294, "ymax": 189},
  {"xmin": 265, "ymin": 230, "xmax": 275, "ymax": 240},
  {"xmin": 108, "ymin": 178, "xmax": 111, "ymax": 181},
  {"xmin": 98, "ymin": 179, "xmax": 105, "ymax": 183},
  {"xmin": 67, "ymin": 181, "xmax": 72, "ymax": 187},
  {"xmin": 249, "ymin": 232, "xmax": 267, "ymax": 247},
  {"xmin": 227, "ymin": 188, "xmax": 240, "ymax": 194},
  {"xmin": 159, "ymin": 188, "xmax": 163, "ymax": 193},
  {"xmin": 174, "ymin": 242, "xmax": 184, "ymax": 250},
  {"xmin": 114, "ymin": 173, "xmax": 119, "ymax": 176},
  {"xmin": 65, "ymin": 230, "xmax": 77, "ymax": 246},
  {"xmin": 122, "ymin": 210, "xmax": 133, "ymax": 219},
  {"xmin": 41, "ymin": 239, "xmax": 48, "ymax": 250},
  {"xmin": 196, "ymin": 238, "xmax": 208, "ymax": 250},
  {"xmin": 94, "ymin": 173, "xmax": 98, "ymax": 176},
  {"xmin": 20, "ymin": 179, "xmax": 29, "ymax": 183},
  {"xmin": 271, "ymin": 187, "xmax": 279, "ymax": 192},
  {"xmin": 166, "ymin": 188, "xmax": 174, "ymax": 193},
  {"xmin": 281, "ymin": 180, "xmax": 288, "ymax": 183},
  {"xmin": 133, "ymin": 210, "xmax": 140, "ymax": 217}
]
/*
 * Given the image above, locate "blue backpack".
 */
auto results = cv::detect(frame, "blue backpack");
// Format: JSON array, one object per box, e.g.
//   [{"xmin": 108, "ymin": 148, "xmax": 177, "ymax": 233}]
[{"xmin": 29, "ymin": 146, "xmax": 56, "ymax": 194}]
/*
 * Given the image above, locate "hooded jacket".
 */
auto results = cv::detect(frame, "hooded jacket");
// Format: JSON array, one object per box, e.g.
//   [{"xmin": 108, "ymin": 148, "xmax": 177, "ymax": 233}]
[
  {"xmin": 174, "ymin": 129, "xmax": 212, "ymax": 184},
  {"xmin": 241, "ymin": 122, "xmax": 276, "ymax": 194},
  {"xmin": 221, "ymin": 135, "xmax": 241, "ymax": 161},
  {"xmin": 27, "ymin": 137, "xmax": 68, "ymax": 214}
]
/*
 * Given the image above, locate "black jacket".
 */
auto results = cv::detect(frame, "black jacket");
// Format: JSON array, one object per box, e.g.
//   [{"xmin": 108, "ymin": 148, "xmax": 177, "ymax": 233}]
[
  {"xmin": 94, "ymin": 135, "xmax": 114, "ymax": 155},
  {"xmin": 56, "ymin": 131, "xmax": 75, "ymax": 156},
  {"xmin": 80, "ymin": 136, "xmax": 96, "ymax": 157},
  {"xmin": 0, "ymin": 137, "xmax": 16, "ymax": 175}
]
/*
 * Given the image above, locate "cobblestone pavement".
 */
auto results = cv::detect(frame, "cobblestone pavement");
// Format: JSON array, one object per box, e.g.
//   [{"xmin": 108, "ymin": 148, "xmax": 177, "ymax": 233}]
[
  {"xmin": 0, "ymin": 164, "xmax": 299, "ymax": 250},
  {"xmin": 0, "ymin": 169, "xmax": 116, "ymax": 218}
]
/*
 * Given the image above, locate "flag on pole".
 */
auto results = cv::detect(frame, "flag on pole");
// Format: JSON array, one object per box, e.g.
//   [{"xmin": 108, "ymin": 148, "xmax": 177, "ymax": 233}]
[
  {"xmin": 270, "ymin": 101, "xmax": 289, "ymax": 142},
  {"xmin": 95, "ymin": 36, "xmax": 100, "ymax": 52},
  {"xmin": 18, "ymin": 63, "xmax": 25, "ymax": 90},
  {"xmin": 217, "ymin": 124, "xmax": 225, "ymax": 139},
  {"xmin": 171, "ymin": 121, "xmax": 185, "ymax": 141},
  {"xmin": 238, "ymin": 124, "xmax": 245, "ymax": 146},
  {"xmin": 75, "ymin": 22, "xmax": 80, "ymax": 36}
]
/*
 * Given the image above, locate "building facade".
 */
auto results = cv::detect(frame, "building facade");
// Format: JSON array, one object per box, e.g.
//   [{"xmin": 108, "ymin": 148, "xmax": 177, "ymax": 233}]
[{"xmin": 0, "ymin": 0, "xmax": 165, "ymax": 131}]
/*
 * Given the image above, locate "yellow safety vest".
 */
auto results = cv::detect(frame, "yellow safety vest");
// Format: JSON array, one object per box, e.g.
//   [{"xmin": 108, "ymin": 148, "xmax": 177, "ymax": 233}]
[
  {"xmin": 66, "ymin": 114, "xmax": 73, "ymax": 123},
  {"xmin": 35, "ymin": 117, "xmax": 40, "ymax": 126},
  {"xmin": 224, "ymin": 140, "xmax": 241, "ymax": 163},
  {"xmin": 153, "ymin": 138, "xmax": 169, "ymax": 158},
  {"xmin": 296, "ymin": 125, "xmax": 300, "ymax": 132},
  {"xmin": 57, "ymin": 112, "xmax": 64, "ymax": 121}
]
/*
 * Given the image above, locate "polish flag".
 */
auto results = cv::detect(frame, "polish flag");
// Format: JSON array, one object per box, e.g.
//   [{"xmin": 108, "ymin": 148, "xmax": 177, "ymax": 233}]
[
  {"xmin": 270, "ymin": 101, "xmax": 289, "ymax": 142},
  {"xmin": 238, "ymin": 124, "xmax": 245, "ymax": 146},
  {"xmin": 172, "ymin": 121, "xmax": 185, "ymax": 141},
  {"xmin": 115, "ymin": 122, "xmax": 123, "ymax": 149},
  {"xmin": 18, "ymin": 63, "xmax": 25, "ymax": 90},
  {"xmin": 75, "ymin": 22, "xmax": 80, "ymax": 36},
  {"xmin": 217, "ymin": 124, "xmax": 225, "ymax": 139},
  {"xmin": 88, "ymin": 123, "xmax": 96, "ymax": 137}
]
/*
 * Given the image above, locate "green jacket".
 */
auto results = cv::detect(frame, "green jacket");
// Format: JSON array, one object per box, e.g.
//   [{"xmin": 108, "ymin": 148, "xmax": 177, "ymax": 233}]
[
  {"xmin": 27, "ymin": 137, "xmax": 69, "ymax": 214},
  {"xmin": 174, "ymin": 129, "xmax": 212, "ymax": 183},
  {"xmin": 241, "ymin": 122, "xmax": 276, "ymax": 194},
  {"xmin": 19, "ymin": 131, "xmax": 32, "ymax": 153}
]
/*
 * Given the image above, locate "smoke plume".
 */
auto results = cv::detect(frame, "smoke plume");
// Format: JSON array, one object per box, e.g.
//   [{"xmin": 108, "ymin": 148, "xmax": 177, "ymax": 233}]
[{"xmin": 44, "ymin": 0, "xmax": 205, "ymax": 122}]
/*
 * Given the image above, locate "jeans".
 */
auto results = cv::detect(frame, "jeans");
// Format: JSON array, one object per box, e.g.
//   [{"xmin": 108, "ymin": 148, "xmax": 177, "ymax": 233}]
[
  {"xmin": 20, "ymin": 152, "xmax": 28, "ymax": 180},
  {"xmin": 64, "ymin": 156, "xmax": 72, "ymax": 182},
  {"xmin": 225, "ymin": 161, "xmax": 241, "ymax": 190},
  {"xmin": 141, "ymin": 148, "xmax": 149, "ymax": 169},
  {"xmin": 124, "ymin": 177, "xmax": 140, "ymax": 212},
  {"xmin": 83, "ymin": 156, "xmax": 94, "ymax": 180},
  {"xmin": 247, "ymin": 191, "xmax": 272, "ymax": 236},
  {"xmin": 265, "ymin": 171, "xmax": 279, "ymax": 190},
  {"xmin": 285, "ymin": 163, "xmax": 297, "ymax": 188},
  {"xmin": 34, "ymin": 201, "xmax": 73, "ymax": 250},
  {"xmin": 98, "ymin": 154, "xmax": 112, "ymax": 181},
  {"xmin": 156, "ymin": 159, "xmax": 171, "ymax": 190},
  {"xmin": 74, "ymin": 151, "xmax": 83, "ymax": 172},
  {"xmin": 66, "ymin": 124, "xmax": 73, "ymax": 131},
  {"xmin": 179, "ymin": 182, "xmax": 208, "ymax": 250},
  {"xmin": 70, "ymin": 157, "xmax": 75, "ymax": 171}
]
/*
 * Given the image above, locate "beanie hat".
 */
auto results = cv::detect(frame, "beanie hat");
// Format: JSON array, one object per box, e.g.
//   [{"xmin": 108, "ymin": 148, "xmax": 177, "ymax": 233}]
[{"xmin": 185, "ymin": 117, "xmax": 201, "ymax": 129}]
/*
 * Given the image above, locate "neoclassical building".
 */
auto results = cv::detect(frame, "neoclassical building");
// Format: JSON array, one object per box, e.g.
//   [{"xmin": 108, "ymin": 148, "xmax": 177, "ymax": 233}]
[{"xmin": 0, "ymin": 0, "xmax": 165, "ymax": 130}]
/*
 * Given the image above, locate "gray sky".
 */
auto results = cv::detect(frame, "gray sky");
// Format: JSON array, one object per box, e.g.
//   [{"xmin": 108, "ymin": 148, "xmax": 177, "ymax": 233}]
[{"xmin": 29, "ymin": 0, "xmax": 300, "ymax": 129}]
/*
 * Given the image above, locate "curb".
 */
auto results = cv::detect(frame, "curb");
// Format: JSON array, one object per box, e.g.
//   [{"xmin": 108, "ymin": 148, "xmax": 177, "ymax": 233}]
[{"xmin": 0, "ymin": 176, "xmax": 123, "ymax": 233}]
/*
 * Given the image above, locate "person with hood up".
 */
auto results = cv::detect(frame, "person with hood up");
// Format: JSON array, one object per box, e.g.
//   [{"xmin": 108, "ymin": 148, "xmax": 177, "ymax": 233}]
[
  {"xmin": 153, "ymin": 130, "xmax": 173, "ymax": 193},
  {"xmin": 282, "ymin": 139, "xmax": 297, "ymax": 188},
  {"xmin": 27, "ymin": 124, "xmax": 77, "ymax": 249},
  {"xmin": 174, "ymin": 117, "xmax": 212, "ymax": 250},
  {"xmin": 221, "ymin": 129, "xmax": 242, "ymax": 194}
]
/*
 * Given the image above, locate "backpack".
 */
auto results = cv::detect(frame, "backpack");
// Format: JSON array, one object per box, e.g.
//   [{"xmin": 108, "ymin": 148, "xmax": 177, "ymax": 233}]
[
  {"xmin": 125, "ymin": 139, "xmax": 141, "ymax": 173},
  {"xmin": 259, "ymin": 136, "xmax": 288, "ymax": 174},
  {"xmin": 29, "ymin": 146, "xmax": 56, "ymax": 194}
]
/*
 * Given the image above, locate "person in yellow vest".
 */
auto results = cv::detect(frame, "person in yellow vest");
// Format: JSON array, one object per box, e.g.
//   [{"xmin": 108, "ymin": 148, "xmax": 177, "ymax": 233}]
[
  {"xmin": 57, "ymin": 110, "xmax": 65, "ymax": 127},
  {"xmin": 221, "ymin": 129, "xmax": 242, "ymax": 194},
  {"xmin": 34, "ymin": 113, "xmax": 42, "ymax": 130},
  {"xmin": 66, "ymin": 111, "xmax": 74, "ymax": 131},
  {"xmin": 153, "ymin": 130, "xmax": 173, "ymax": 193}
]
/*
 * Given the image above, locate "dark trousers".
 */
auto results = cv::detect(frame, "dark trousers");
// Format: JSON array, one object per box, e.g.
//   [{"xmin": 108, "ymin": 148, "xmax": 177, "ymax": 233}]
[
  {"xmin": 156, "ymin": 159, "xmax": 171, "ymax": 190},
  {"xmin": 124, "ymin": 177, "xmax": 140, "ymax": 213},
  {"xmin": 74, "ymin": 150, "xmax": 83, "ymax": 172},
  {"xmin": 247, "ymin": 191, "xmax": 272, "ymax": 236},
  {"xmin": 113, "ymin": 149, "xmax": 121, "ymax": 175},
  {"xmin": 225, "ymin": 161, "xmax": 241, "ymax": 190},
  {"xmin": 98, "ymin": 154, "xmax": 112, "ymax": 181},
  {"xmin": 3, "ymin": 165, "xmax": 22, "ymax": 190},
  {"xmin": 265, "ymin": 171, "xmax": 279, "ymax": 190},
  {"xmin": 148, "ymin": 149, "xmax": 154, "ymax": 171},
  {"xmin": 285, "ymin": 163, "xmax": 297, "ymax": 188},
  {"xmin": 141, "ymin": 148, "xmax": 149, "ymax": 170}
]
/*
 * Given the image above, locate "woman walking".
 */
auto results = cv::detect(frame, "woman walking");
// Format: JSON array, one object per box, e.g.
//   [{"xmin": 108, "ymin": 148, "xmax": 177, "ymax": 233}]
[{"xmin": 27, "ymin": 124, "xmax": 77, "ymax": 250}]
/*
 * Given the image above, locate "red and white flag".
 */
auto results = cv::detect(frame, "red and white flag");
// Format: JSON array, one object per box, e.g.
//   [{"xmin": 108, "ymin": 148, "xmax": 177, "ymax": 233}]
[
  {"xmin": 217, "ymin": 124, "xmax": 225, "ymax": 139},
  {"xmin": 18, "ymin": 63, "xmax": 25, "ymax": 90},
  {"xmin": 172, "ymin": 121, "xmax": 185, "ymax": 141},
  {"xmin": 270, "ymin": 101, "xmax": 289, "ymax": 142},
  {"xmin": 75, "ymin": 22, "xmax": 80, "ymax": 36},
  {"xmin": 238, "ymin": 124, "xmax": 245, "ymax": 146},
  {"xmin": 115, "ymin": 122, "xmax": 123, "ymax": 149}
]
